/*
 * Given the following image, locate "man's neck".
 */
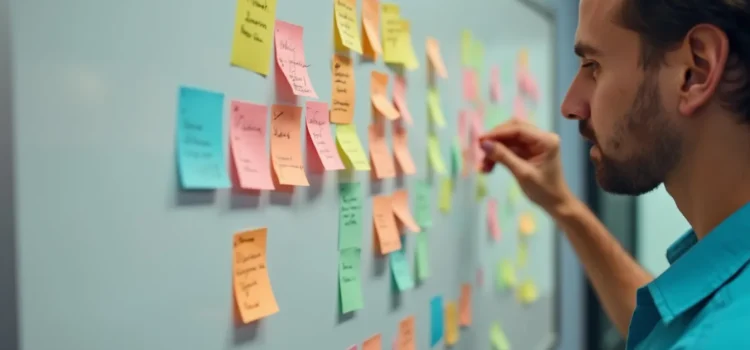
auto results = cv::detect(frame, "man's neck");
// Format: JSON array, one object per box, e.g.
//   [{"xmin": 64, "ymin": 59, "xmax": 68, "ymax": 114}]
[{"xmin": 665, "ymin": 117, "xmax": 750, "ymax": 239}]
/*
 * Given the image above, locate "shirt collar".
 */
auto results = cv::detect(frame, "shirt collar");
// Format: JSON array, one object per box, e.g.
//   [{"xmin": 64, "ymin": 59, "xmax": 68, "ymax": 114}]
[{"xmin": 647, "ymin": 201, "xmax": 750, "ymax": 324}]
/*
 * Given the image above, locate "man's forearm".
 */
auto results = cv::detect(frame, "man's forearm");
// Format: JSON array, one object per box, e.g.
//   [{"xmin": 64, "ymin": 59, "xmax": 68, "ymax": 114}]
[{"xmin": 550, "ymin": 196, "xmax": 653, "ymax": 336}]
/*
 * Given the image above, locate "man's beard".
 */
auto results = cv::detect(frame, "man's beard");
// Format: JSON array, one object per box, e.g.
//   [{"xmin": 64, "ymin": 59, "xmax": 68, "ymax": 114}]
[{"xmin": 587, "ymin": 75, "xmax": 682, "ymax": 196}]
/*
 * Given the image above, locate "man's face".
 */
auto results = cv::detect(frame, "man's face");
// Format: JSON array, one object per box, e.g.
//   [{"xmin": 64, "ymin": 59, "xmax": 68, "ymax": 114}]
[{"xmin": 562, "ymin": 0, "xmax": 684, "ymax": 195}]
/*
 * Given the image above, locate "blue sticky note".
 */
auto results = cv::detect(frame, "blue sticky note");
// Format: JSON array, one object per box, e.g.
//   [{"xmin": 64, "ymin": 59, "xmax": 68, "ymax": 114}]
[
  {"xmin": 176, "ymin": 86, "xmax": 231, "ymax": 189},
  {"xmin": 430, "ymin": 296, "xmax": 445, "ymax": 346},
  {"xmin": 389, "ymin": 249, "xmax": 414, "ymax": 291}
]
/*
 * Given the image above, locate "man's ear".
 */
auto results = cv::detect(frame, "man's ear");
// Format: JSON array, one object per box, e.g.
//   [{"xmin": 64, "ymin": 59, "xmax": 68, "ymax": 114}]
[{"xmin": 678, "ymin": 24, "xmax": 729, "ymax": 116}]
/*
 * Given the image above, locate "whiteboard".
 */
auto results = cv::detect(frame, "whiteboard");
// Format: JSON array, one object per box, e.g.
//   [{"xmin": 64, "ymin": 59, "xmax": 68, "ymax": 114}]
[{"xmin": 5, "ymin": 0, "xmax": 558, "ymax": 349}]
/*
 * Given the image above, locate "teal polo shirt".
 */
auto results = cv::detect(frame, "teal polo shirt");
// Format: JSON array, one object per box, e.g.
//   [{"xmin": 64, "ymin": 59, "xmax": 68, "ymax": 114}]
[{"xmin": 627, "ymin": 203, "xmax": 750, "ymax": 349}]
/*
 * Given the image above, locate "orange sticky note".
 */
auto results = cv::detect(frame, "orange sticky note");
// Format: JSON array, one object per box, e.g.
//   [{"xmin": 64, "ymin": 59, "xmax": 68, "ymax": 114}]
[
  {"xmin": 392, "ymin": 189, "xmax": 420, "ymax": 233},
  {"xmin": 371, "ymin": 71, "xmax": 400, "ymax": 120},
  {"xmin": 392, "ymin": 76, "xmax": 413, "ymax": 124},
  {"xmin": 459, "ymin": 283, "xmax": 472, "ymax": 326},
  {"xmin": 331, "ymin": 55, "xmax": 356, "ymax": 124},
  {"xmin": 519, "ymin": 212, "xmax": 536, "ymax": 236},
  {"xmin": 373, "ymin": 194, "xmax": 402, "ymax": 254},
  {"xmin": 363, "ymin": 334, "xmax": 382, "ymax": 350},
  {"xmin": 233, "ymin": 228, "xmax": 279, "ymax": 323},
  {"xmin": 229, "ymin": 101, "xmax": 275, "ymax": 190},
  {"xmin": 305, "ymin": 101, "xmax": 344, "ymax": 171},
  {"xmin": 274, "ymin": 20, "xmax": 318, "ymax": 98},
  {"xmin": 368, "ymin": 125, "xmax": 396, "ymax": 179},
  {"xmin": 270, "ymin": 104, "xmax": 309, "ymax": 186},
  {"xmin": 445, "ymin": 302, "xmax": 459, "ymax": 345},
  {"xmin": 392, "ymin": 122, "xmax": 416, "ymax": 175},
  {"xmin": 398, "ymin": 315, "xmax": 416, "ymax": 350},
  {"xmin": 426, "ymin": 37, "xmax": 448, "ymax": 78},
  {"xmin": 362, "ymin": 0, "xmax": 382, "ymax": 58}
]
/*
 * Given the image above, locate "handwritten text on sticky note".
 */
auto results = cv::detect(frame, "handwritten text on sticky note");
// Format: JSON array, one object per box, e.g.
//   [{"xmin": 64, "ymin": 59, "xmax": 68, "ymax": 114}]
[
  {"xmin": 331, "ymin": 54, "xmax": 355, "ymax": 124},
  {"xmin": 339, "ymin": 182, "xmax": 363, "ymax": 250},
  {"xmin": 270, "ymin": 104, "xmax": 309, "ymax": 186},
  {"xmin": 373, "ymin": 195, "xmax": 401, "ymax": 254},
  {"xmin": 339, "ymin": 247, "xmax": 364, "ymax": 313},
  {"xmin": 306, "ymin": 101, "xmax": 344, "ymax": 171},
  {"xmin": 230, "ymin": 100, "xmax": 275, "ymax": 190},
  {"xmin": 368, "ymin": 125, "xmax": 396, "ymax": 179},
  {"xmin": 275, "ymin": 20, "xmax": 317, "ymax": 98},
  {"xmin": 334, "ymin": 0, "xmax": 362, "ymax": 53},
  {"xmin": 233, "ymin": 228, "xmax": 279, "ymax": 323},
  {"xmin": 336, "ymin": 124, "xmax": 371, "ymax": 171},
  {"xmin": 230, "ymin": 0, "xmax": 277, "ymax": 75}
]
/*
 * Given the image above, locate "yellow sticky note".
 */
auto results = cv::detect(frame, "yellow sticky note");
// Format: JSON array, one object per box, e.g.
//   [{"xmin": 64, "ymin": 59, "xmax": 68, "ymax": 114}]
[
  {"xmin": 517, "ymin": 241, "xmax": 528, "ymax": 269},
  {"xmin": 490, "ymin": 323, "xmax": 511, "ymax": 350},
  {"xmin": 476, "ymin": 175, "xmax": 488, "ymax": 201},
  {"xmin": 336, "ymin": 124, "xmax": 371, "ymax": 171},
  {"xmin": 428, "ymin": 136, "xmax": 447, "ymax": 175},
  {"xmin": 461, "ymin": 30, "xmax": 472, "ymax": 67},
  {"xmin": 445, "ymin": 302, "xmax": 460, "ymax": 345},
  {"xmin": 427, "ymin": 88, "xmax": 446, "ymax": 127},
  {"xmin": 399, "ymin": 20, "xmax": 420, "ymax": 70},
  {"xmin": 230, "ymin": 0, "xmax": 278, "ymax": 75},
  {"xmin": 517, "ymin": 280, "xmax": 539, "ymax": 305},
  {"xmin": 381, "ymin": 3, "xmax": 405, "ymax": 64},
  {"xmin": 519, "ymin": 212, "xmax": 536, "ymax": 236},
  {"xmin": 439, "ymin": 177, "xmax": 453, "ymax": 213},
  {"xmin": 334, "ymin": 0, "xmax": 362, "ymax": 53},
  {"xmin": 233, "ymin": 228, "xmax": 279, "ymax": 323}
]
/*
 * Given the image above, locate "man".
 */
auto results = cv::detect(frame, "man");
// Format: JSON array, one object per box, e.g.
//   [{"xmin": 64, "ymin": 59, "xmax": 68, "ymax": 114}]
[{"xmin": 480, "ymin": 0, "xmax": 750, "ymax": 349}]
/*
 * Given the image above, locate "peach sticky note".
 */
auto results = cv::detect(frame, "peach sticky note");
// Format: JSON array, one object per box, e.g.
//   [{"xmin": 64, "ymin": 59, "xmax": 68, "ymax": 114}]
[
  {"xmin": 445, "ymin": 302, "xmax": 460, "ymax": 345},
  {"xmin": 233, "ymin": 228, "xmax": 279, "ymax": 323},
  {"xmin": 362, "ymin": 0, "xmax": 382, "ymax": 58},
  {"xmin": 230, "ymin": 0, "xmax": 277, "ymax": 75},
  {"xmin": 398, "ymin": 315, "xmax": 416, "ymax": 350},
  {"xmin": 488, "ymin": 198, "xmax": 501, "ymax": 241},
  {"xmin": 306, "ymin": 101, "xmax": 344, "ymax": 171},
  {"xmin": 274, "ymin": 20, "xmax": 317, "ymax": 98},
  {"xmin": 336, "ymin": 124, "xmax": 371, "ymax": 171},
  {"xmin": 270, "ymin": 104, "xmax": 309, "ymax": 186},
  {"xmin": 368, "ymin": 125, "xmax": 396, "ymax": 179},
  {"xmin": 392, "ymin": 76, "xmax": 413, "ymax": 124},
  {"xmin": 519, "ymin": 212, "xmax": 536, "ymax": 236},
  {"xmin": 381, "ymin": 3, "xmax": 404, "ymax": 64},
  {"xmin": 372, "ymin": 194, "xmax": 402, "ymax": 254},
  {"xmin": 490, "ymin": 66, "xmax": 502, "ymax": 102},
  {"xmin": 331, "ymin": 54, "xmax": 356, "ymax": 124},
  {"xmin": 229, "ymin": 101, "xmax": 275, "ymax": 190},
  {"xmin": 363, "ymin": 334, "xmax": 382, "ymax": 350},
  {"xmin": 371, "ymin": 71, "xmax": 400, "ymax": 120},
  {"xmin": 392, "ymin": 189, "xmax": 420, "ymax": 233},
  {"xmin": 334, "ymin": 0, "xmax": 363, "ymax": 53},
  {"xmin": 392, "ymin": 122, "xmax": 416, "ymax": 175},
  {"xmin": 459, "ymin": 283, "xmax": 472, "ymax": 326},
  {"xmin": 426, "ymin": 37, "xmax": 448, "ymax": 78}
]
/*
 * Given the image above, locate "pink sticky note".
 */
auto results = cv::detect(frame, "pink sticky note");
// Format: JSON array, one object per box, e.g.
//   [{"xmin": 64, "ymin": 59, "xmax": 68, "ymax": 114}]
[
  {"xmin": 523, "ymin": 74, "xmax": 540, "ymax": 101},
  {"xmin": 347, "ymin": 345, "xmax": 358, "ymax": 350},
  {"xmin": 513, "ymin": 95, "xmax": 527, "ymax": 120},
  {"xmin": 305, "ymin": 101, "xmax": 344, "ymax": 171},
  {"xmin": 490, "ymin": 66, "xmax": 502, "ymax": 102},
  {"xmin": 230, "ymin": 101, "xmax": 275, "ymax": 190},
  {"xmin": 463, "ymin": 69, "xmax": 478, "ymax": 102},
  {"xmin": 393, "ymin": 76, "xmax": 413, "ymax": 125},
  {"xmin": 470, "ymin": 111, "xmax": 485, "ymax": 169},
  {"xmin": 488, "ymin": 198, "xmax": 501, "ymax": 241},
  {"xmin": 275, "ymin": 20, "xmax": 318, "ymax": 98}
]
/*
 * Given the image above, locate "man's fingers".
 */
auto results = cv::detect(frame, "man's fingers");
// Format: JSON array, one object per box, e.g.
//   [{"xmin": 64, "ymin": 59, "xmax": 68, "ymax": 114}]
[{"xmin": 480, "ymin": 139, "xmax": 531, "ymax": 180}]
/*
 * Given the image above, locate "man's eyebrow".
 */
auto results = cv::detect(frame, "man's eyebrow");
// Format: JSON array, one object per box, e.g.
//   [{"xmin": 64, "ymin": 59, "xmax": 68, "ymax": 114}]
[{"xmin": 574, "ymin": 42, "xmax": 601, "ymax": 58}]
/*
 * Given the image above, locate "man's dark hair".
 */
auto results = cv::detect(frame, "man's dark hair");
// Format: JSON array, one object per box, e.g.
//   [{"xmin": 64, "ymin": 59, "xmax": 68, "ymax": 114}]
[{"xmin": 620, "ymin": 1, "xmax": 750, "ymax": 122}]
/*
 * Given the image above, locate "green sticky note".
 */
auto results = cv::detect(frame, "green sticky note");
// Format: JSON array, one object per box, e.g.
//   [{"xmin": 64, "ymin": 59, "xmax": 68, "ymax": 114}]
[
  {"xmin": 439, "ymin": 177, "xmax": 453, "ymax": 213},
  {"xmin": 415, "ymin": 180, "xmax": 433, "ymax": 228},
  {"xmin": 451, "ymin": 139, "xmax": 463, "ymax": 177},
  {"xmin": 472, "ymin": 40, "xmax": 485, "ymax": 70},
  {"xmin": 496, "ymin": 259, "xmax": 517, "ymax": 291},
  {"xmin": 390, "ymin": 249, "xmax": 414, "ymax": 291},
  {"xmin": 416, "ymin": 232, "xmax": 430, "ymax": 281},
  {"xmin": 427, "ymin": 89, "xmax": 447, "ymax": 127},
  {"xmin": 461, "ymin": 30, "xmax": 473, "ymax": 66},
  {"xmin": 476, "ymin": 175, "xmax": 488, "ymax": 201},
  {"xmin": 490, "ymin": 323, "xmax": 511, "ymax": 350},
  {"xmin": 428, "ymin": 135, "xmax": 448, "ymax": 175},
  {"xmin": 339, "ymin": 248, "xmax": 364, "ymax": 313},
  {"xmin": 339, "ymin": 182, "xmax": 363, "ymax": 250}
]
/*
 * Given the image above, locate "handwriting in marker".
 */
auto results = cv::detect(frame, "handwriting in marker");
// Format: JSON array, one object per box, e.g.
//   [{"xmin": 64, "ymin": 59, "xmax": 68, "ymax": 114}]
[
  {"xmin": 270, "ymin": 104, "xmax": 309, "ymax": 186},
  {"xmin": 230, "ymin": 0, "xmax": 277, "ymax": 75},
  {"xmin": 232, "ymin": 228, "xmax": 279, "ymax": 323}
]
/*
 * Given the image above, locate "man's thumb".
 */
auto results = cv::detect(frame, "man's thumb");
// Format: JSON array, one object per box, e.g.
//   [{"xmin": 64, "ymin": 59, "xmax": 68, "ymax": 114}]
[{"xmin": 480, "ymin": 140, "xmax": 530, "ymax": 178}]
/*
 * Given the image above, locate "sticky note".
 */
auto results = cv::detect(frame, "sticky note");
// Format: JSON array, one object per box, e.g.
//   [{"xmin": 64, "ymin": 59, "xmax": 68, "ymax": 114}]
[
  {"xmin": 490, "ymin": 323, "xmax": 511, "ymax": 350},
  {"xmin": 393, "ymin": 76, "xmax": 413, "ymax": 124},
  {"xmin": 339, "ymin": 247, "xmax": 364, "ymax": 313},
  {"xmin": 518, "ymin": 48, "xmax": 529, "ymax": 68},
  {"xmin": 463, "ymin": 69, "xmax": 478, "ymax": 102},
  {"xmin": 233, "ymin": 228, "xmax": 279, "ymax": 323},
  {"xmin": 428, "ymin": 136, "xmax": 447, "ymax": 175},
  {"xmin": 415, "ymin": 180, "xmax": 433, "ymax": 228},
  {"xmin": 363, "ymin": 334, "xmax": 382, "ymax": 350},
  {"xmin": 334, "ymin": 0, "xmax": 362, "ymax": 53},
  {"xmin": 459, "ymin": 284, "xmax": 472, "ymax": 326},
  {"xmin": 416, "ymin": 232, "xmax": 430, "ymax": 280},
  {"xmin": 445, "ymin": 302, "xmax": 460, "ymax": 345},
  {"xmin": 339, "ymin": 182, "xmax": 363, "ymax": 250},
  {"xmin": 371, "ymin": 71, "xmax": 400, "ymax": 120},
  {"xmin": 517, "ymin": 280, "xmax": 539, "ymax": 305},
  {"xmin": 398, "ymin": 316, "xmax": 416, "ymax": 350},
  {"xmin": 176, "ymin": 86, "xmax": 231, "ymax": 190},
  {"xmin": 362, "ymin": 0, "xmax": 382, "ymax": 58},
  {"xmin": 439, "ymin": 177, "xmax": 452, "ymax": 213},
  {"xmin": 389, "ymin": 249, "xmax": 414, "ymax": 291},
  {"xmin": 336, "ymin": 124, "xmax": 371, "ymax": 171},
  {"xmin": 368, "ymin": 125, "xmax": 396, "ymax": 179},
  {"xmin": 390, "ymin": 190, "xmax": 418, "ymax": 233},
  {"xmin": 427, "ymin": 88, "xmax": 446, "ymax": 127},
  {"xmin": 430, "ymin": 296, "xmax": 444, "ymax": 346},
  {"xmin": 517, "ymin": 241, "xmax": 528, "ymax": 268},
  {"xmin": 490, "ymin": 66, "xmax": 502, "ymax": 102},
  {"xmin": 461, "ymin": 30, "xmax": 472, "ymax": 67},
  {"xmin": 476, "ymin": 175, "xmax": 488, "ymax": 200},
  {"xmin": 392, "ymin": 122, "xmax": 417, "ymax": 175},
  {"xmin": 229, "ymin": 100, "xmax": 275, "ymax": 190},
  {"xmin": 230, "ymin": 0, "xmax": 277, "ymax": 75},
  {"xmin": 451, "ymin": 139, "xmax": 463, "ymax": 177},
  {"xmin": 373, "ymin": 194, "xmax": 402, "ymax": 254},
  {"xmin": 513, "ymin": 95, "xmax": 527, "ymax": 120},
  {"xmin": 497, "ymin": 260, "xmax": 517, "ymax": 290},
  {"xmin": 274, "ymin": 20, "xmax": 317, "ymax": 98},
  {"xmin": 520, "ymin": 72, "xmax": 540, "ymax": 101},
  {"xmin": 270, "ymin": 104, "xmax": 309, "ymax": 186},
  {"xmin": 306, "ymin": 101, "xmax": 345, "ymax": 171},
  {"xmin": 471, "ymin": 39, "xmax": 485, "ymax": 70},
  {"xmin": 399, "ymin": 20, "xmax": 420, "ymax": 70},
  {"xmin": 381, "ymin": 4, "xmax": 404, "ymax": 64},
  {"xmin": 487, "ymin": 198, "xmax": 501, "ymax": 241},
  {"xmin": 331, "ymin": 54, "xmax": 356, "ymax": 124},
  {"xmin": 426, "ymin": 37, "xmax": 448, "ymax": 78},
  {"xmin": 519, "ymin": 212, "xmax": 536, "ymax": 236}
]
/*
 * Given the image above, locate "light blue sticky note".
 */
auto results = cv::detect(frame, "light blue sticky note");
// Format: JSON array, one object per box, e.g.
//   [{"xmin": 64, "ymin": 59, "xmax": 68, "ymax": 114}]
[
  {"xmin": 389, "ymin": 249, "xmax": 414, "ymax": 291},
  {"xmin": 430, "ymin": 296, "xmax": 445, "ymax": 346},
  {"xmin": 176, "ymin": 86, "xmax": 230, "ymax": 189},
  {"xmin": 339, "ymin": 182, "xmax": 363, "ymax": 250}
]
